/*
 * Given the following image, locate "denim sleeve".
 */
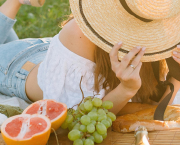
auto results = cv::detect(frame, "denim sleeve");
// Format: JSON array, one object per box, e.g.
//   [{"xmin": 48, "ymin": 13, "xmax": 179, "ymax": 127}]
[{"xmin": 0, "ymin": 12, "xmax": 18, "ymax": 44}]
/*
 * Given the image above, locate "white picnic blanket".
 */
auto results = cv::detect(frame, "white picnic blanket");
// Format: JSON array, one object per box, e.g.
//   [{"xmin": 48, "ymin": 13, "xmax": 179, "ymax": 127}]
[{"xmin": 0, "ymin": 95, "xmax": 30, "ymax": 109}]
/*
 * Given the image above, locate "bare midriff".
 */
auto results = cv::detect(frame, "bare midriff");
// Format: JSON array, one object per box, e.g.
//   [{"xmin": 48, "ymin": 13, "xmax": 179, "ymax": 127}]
[{"xmin": 25, "ymin": 63, "xmax": 43, "ymax": 102}]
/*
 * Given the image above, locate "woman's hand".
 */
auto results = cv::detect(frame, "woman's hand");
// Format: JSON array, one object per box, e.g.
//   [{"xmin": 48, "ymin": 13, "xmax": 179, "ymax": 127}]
[
  {"xmin": 172, "ymin": 45, "xmax": 180, "ymax": 64},
  {"xmin": 109, "ymin": 42, "xmax": 146, "ymax": 95}
]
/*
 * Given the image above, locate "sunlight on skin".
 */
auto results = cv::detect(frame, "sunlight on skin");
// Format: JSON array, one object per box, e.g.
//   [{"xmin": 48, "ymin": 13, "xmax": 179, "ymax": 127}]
[{"xmin": 0, "ymin": 0, "xmax": 21, "ymax": 19}]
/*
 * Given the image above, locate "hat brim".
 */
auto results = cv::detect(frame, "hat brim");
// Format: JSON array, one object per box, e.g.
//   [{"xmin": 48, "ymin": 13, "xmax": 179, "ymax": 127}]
[{"xmin": 69, "ymin": 0, "xmax": 180, "ymax": 62}]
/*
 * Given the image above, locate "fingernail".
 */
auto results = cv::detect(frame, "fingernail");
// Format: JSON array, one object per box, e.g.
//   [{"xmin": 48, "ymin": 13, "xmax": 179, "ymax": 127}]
[
  {"xmin": 142, "ymin": 47, "xmax": 146, "ymax": 51},
  {"xmin": 173, "ymin": 51, "xmax": 178, "ymax": 55},
  {"xmin": 118, "ymin": 41, "xmax": 122, "ymax": 45},
  {"xmin": 136, "ymin": 46, "xmax": 141, "ymax": 49},
  {"xmin": 173, "ymin": 56, "xmax": 177, "ymax": 59},
  {"xmin": 177, "ymin": 45, "xmax": 180, "ymax": 49}
]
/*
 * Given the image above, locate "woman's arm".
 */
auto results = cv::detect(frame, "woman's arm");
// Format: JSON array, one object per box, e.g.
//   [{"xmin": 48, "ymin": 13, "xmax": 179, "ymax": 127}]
[{"xmin": 102, "ymin": 83, "xmax": 136, "ymax": 115}]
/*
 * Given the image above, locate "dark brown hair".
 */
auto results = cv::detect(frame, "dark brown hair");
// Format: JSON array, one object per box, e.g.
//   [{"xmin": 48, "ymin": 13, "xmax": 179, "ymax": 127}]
[{"xmin": 61, "ymin": 14, "xmax": 169, "ymax": 103}]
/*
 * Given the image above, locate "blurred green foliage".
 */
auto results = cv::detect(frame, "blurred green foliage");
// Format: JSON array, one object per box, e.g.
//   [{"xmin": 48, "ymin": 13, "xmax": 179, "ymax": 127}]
[{"xmin": 0, "ymin": 0, "xmax": 71, "ymax": 38}]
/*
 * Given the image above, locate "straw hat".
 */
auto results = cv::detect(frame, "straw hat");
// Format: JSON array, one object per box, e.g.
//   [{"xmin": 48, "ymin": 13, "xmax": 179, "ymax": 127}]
[{"xmin": 69, "ymin": 0, "xmax": 180, "ymax": 62}]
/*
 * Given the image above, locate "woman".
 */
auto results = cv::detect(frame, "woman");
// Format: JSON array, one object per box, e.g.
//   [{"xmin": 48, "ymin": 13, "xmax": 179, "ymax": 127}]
[{"xmin": 0, "ymin": 0, "xmax": 180, "ymax": 116}]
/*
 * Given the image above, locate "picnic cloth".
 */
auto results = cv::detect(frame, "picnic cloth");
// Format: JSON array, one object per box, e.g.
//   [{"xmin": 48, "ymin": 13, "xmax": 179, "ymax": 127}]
[
  {"xmin": 0, "ymin": 93, "xmax": 30, "ymax": 128},
  {"xmin": 0, "ymin": 104, "xmax": 23, "ymax": 117}
]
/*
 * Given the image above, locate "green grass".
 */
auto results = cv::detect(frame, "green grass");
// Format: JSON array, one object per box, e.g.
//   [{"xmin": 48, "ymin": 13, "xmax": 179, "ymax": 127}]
[{"xmin": 0, "ymin": 0, "xmax": 71, "ymax": 38}]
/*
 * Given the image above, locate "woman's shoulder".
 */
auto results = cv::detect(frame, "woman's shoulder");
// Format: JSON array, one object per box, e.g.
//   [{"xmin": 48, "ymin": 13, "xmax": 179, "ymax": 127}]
[{"xmin": 59, "ymin": 19, "xmax": 97, "ymax": 63}]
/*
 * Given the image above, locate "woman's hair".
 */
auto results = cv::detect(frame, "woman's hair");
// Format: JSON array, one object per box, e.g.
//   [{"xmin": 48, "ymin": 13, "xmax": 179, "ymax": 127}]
[{"xmin": 61, "ymin": 14, "xmax": 168, "ymax": 103}]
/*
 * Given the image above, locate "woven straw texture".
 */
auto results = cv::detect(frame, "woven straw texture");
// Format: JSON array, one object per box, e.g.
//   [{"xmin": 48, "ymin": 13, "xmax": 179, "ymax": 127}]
[
  {"xmin": 69, "ymin": 0, "xmax": 180, "ymax": 62},
  {"xmin": 1, "ymin": 127, "xmax": 180, "ymax": 144}
]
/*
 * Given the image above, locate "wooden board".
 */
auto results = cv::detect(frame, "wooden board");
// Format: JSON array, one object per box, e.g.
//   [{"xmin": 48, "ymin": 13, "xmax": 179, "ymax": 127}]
[
  {"xmin": 47, "ymin": 128, "xmax": 180, "ymax": 145},
  {"xmin": 1, "ymin": 128, "xmax": 180, "ymax": 145}
]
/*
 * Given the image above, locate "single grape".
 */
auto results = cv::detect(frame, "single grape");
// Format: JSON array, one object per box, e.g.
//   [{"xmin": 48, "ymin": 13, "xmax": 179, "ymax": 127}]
[
  {"xmin": 101, "ymin": 132, "xmax": 107, "ymax": 139},
  {"xmin": 84, "ymin": 100, "xmax": 93, "ymax": 111},
  {"xmin": 97, "ymin": 108, "xmax": 106, "ymax": 115},
  {"xmin": 91, "ymin": 107, "xmax": 97, "ymax": 112},
  {"xmin": 87, "ymin": 123, "xmax": 95, "ymax": 133},
  {"xmin": 79, "ymin": 125, "xmax": 87, "ymax": 132},
  {"xmin": 76, "ymin": 117, "xmax": 81, "ymax": 122},
  {"xmin": 73, "ymin": 123, "xmax": 81, "ymax": 130},
  {"xmin": 84, "ymin": 96, "xmax": 92, "ymax": 102},
  {"xmin": 79, "ymin": 103, "xmax": 86, "ymax": 112},
  {"xmin": 88, "ymin": 111, "xmax": 98, "ymax": 121},
  {"xmin": 107, "ymin": 117, "xmax": 112, "ymax": 126},
  {"xmin": 101, "ymin": 119, "xmax": 111, "ymax": 128},
  {"xmin": 96, "ymin": 122, "xmax": 107, "ymax": 135},
  {"xmin": 80, "ymin": 131, "xmax": 84, "ymax": 138},
  {"xmin": 92, "ymin": 98, "xmax": 102, "ymax": 107},
  {"xmin": 61, "ymin": 121, "xmax": 68, "ymax": 129},
  {"xmin": 87, "ymin": 135, "xmax": 95, "ymax": 142},
  {"xmin": 73, "ymin": 139, "xmax": 83, "ymax": 145},
  {"xmin": 68, "ymin": 122, "xmax": 75, "ymax": 131},
  {"xmin": 73, "ymin": 109, "xmax": 79, "ymax": 115},
  {"xmin": 102, "ymin": 101, "xmax": 113, "ymax": 109},
  {"xmin": 80, "ymin": 115, "xmax": 91, "ymax": 125},
  {"xmin": 107, "ymin": 112, "xmax": 116, "ymax": 121},
  {"xmin": 68, "ymin": 108, "xmax": 75, "ymax": 114},
  {"xmin": 82, "ymin": 138, "xmax": 86, "ymax": 142},
  {"xmin": 68, "ymin": 130, "xmax": 81, "ymax": 141},
  {"xmin": 98, "ymin": 114, "xmax": 107, "ymax": 122},
  {"xmin": 93, "ymin": 131, "xmax": 103, "ymax": 143},
  {"xmin": 91, "ymin": 120, "xmax": 96, "ymax": 126},
  {"xmin": 84, "ymin": 139, "xmax": 94, "ymax": 145},
  {"xmin": 75, "ymin": 113, "xmax": 82, "ymax": 120},
  {"xmin": 65, "ymin": 114, "xmax": 74, "ymax": 124},
  {"xmin": 67, "ymin": 111, "xmax": 71, "ymax": 115},
  {"xmin": 73, "ymin": 110, "xmax": 82, "ymax": 120},
  {"xmin": 104, "ymin": 109, "xmax": 109, "ymax": 113}
]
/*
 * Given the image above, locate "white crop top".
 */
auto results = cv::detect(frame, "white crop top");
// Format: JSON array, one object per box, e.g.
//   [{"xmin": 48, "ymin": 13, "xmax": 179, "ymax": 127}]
[{"xmin": 37, "ymin": 32, "xmax": 106, "ymax": 108}]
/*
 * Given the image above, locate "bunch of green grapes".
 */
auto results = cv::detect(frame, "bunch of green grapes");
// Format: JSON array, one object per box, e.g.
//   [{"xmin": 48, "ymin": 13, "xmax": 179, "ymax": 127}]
[{"xmin": 61, "ymin": 96, "xmax": 116, "ymax": 145}]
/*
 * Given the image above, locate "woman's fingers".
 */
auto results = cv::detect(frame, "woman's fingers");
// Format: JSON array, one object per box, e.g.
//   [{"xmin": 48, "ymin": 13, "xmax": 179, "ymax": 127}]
[
  {"xmin": 173, "ymin": 48, "xmax": 180, "ymax": 64},
  {"xmin": 173, "ymin": 55, "xmax": 180, "ymax": 64},
  {"xmin": 109, "ymin": 43, "xmax": 145, "ymax": 93},
  {"xmin": 122, "ymin": 48, "xmax": 145, "ymax": 79},
  {"xmin": 109, "ymin": 42, "xmax": 123, "ymax": 72},
  {"xmin": 120, "ymin": 46, "xmax": 142, "ymax": 70},
  {"xmin": 110, "ymin": 42, "xmax": 145, "ymax": 84},
  {"xmin": 109, "ymin": 41, "xmax": 122, "ymax": 63},
  {"xmin": 172, "ymin": 45, "xmax": 180, "ymax": 64},
  {"xmin": 130, "ymin": 61, "xmax": 142, "ymax": 77},
  {"xmin": 124, "ymin": 47, "xmax": 146, "ymax": 75},
  {"xmin": 130, "ymin": 47, "xmax": 146, "ymax": 67}
]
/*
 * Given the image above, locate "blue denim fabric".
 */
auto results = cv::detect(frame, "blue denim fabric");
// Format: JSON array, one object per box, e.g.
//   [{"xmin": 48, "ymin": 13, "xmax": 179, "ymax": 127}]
[
  {"xmin": 0, "ymin": 12, "xmax": 18, "ymax": 44},
  {"xmin": 0, "ymin": 12, "xmax": 51, "ymax": 103}
]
